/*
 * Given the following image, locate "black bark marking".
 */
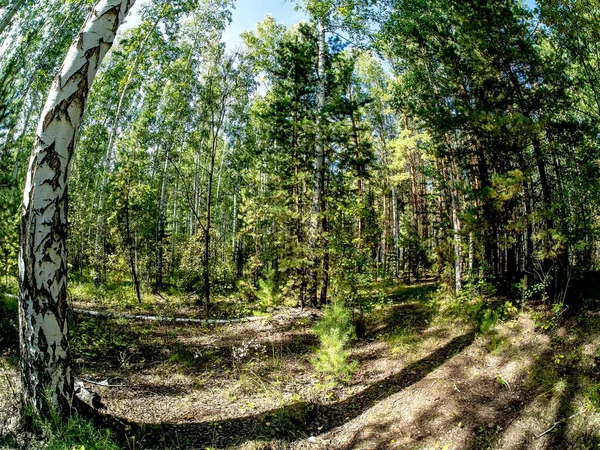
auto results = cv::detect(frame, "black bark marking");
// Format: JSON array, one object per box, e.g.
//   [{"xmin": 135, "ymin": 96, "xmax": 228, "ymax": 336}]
[
  {"xmin": 60, "ymin": 334, "xmax": 68, "ymax": 352},
  {"xmin": 38, "ymin": 328, "xmax": 49, "ymax": 363},
  {"xmin": 20, "ymin": 0, "xmax": 133, "ymax": 418}
]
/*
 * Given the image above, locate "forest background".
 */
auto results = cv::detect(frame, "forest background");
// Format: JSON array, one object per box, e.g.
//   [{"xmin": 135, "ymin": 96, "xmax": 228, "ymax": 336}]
[{"xmin": 2, "ymin": 0, "xmax": 600, "ymax": 448}]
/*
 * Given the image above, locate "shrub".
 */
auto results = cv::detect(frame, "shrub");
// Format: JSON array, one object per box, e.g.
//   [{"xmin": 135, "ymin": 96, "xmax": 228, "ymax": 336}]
[
  {"xmin": 0, "ymin": 293, "xmax": 18, "ymax": 353},
  {"xmin": 311, "ymin": 301, "xmax": 357, "ymax": 380},
  {"xmin": 256, "ymin": 268, "xmax": 281, "ymax": 310}
]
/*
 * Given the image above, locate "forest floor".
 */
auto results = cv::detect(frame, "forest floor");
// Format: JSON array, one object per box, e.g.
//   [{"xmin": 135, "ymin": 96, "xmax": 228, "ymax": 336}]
[{"xmin": 2, "ymin": 281, "xmax": 600, "ymax": 449}]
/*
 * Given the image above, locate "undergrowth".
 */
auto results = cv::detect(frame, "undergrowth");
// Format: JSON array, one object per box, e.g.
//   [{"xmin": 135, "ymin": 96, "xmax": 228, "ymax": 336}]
[
  {"xmin": 311, "ymin": 300, "xmax": 357, "ymax": 381},
  {"xmin": 0, "ymin": 293, "xmax": 18, "ymax": 354},
  {"xmin": 20, "ymin": 393, "xmax": 119, "ymax": 450},
  {"xmin": 444, "ymin": 278, "xmax": 519, "ymax": 332}
]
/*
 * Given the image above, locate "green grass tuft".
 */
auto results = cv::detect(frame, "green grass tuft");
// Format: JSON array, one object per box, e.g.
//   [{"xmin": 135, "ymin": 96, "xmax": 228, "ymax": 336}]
[{"xmin": 22, "ymin": 392, "xmax": 119, "ymax": 450}]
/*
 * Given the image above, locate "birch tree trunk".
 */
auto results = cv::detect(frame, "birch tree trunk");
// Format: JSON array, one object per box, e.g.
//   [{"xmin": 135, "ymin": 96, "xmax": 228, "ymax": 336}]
[
  {"xmin": 308, "ymin": 16, "xmax": 326, "ymax": 306},
  {"xmin": 94, "ymin": 13, "xmax": 162, "ymax": 280},
  {"xmin": 19, "ymin": 0, "xmax": 136, "ymax": 416},
  {"xmin": 448, "ymin": 159, "xmax": 462, "ymax": 293},
  {"xmin": 0, "ymin": 0, "xmax": 26, "ymax": 36}
]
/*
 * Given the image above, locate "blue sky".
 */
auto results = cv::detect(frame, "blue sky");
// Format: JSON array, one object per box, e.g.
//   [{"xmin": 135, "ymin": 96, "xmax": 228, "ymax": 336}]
[
  {"xmin": 122, "ymin": 0, "xmax": 307, "ymax": 45},
  {"xmin": 221, "ymin": 0, "xmax": 306, "ymax": 47},
  {"xmin": 123, "ymin": 0, "xmax": 538, "ymax": 46}
]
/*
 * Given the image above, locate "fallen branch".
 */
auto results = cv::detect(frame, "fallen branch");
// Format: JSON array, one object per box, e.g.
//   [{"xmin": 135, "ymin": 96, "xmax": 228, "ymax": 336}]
[
  {"xmin": 72, "ymin": 308, "xmax": 264, "ymax": 324},
  {"xmin": 72, "ymin": 306, "xmax": 319, "ymax": 324},
  {"xmin": 536, "ymin": 410, "xmax": 582, "ymax": 438},
  {"xmin": 81, "ymin": 378, "xmax": 129, "ymax": 388}
]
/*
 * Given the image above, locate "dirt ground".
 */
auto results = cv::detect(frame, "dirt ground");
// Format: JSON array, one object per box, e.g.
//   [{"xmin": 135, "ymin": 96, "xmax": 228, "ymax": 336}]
[{"xmin": 2, "ymin": 285, "xmax": 600, "ymax": 449}]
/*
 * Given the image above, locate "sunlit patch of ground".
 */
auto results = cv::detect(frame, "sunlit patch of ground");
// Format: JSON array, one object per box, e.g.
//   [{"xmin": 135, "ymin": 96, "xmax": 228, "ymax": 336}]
[{"xmin": 3, "ymin": 285, "xmax": 600, "ymax": 449}]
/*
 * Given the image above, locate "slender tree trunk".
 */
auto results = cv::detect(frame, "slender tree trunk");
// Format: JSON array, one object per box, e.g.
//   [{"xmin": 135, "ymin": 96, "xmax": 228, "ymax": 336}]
[
  {"xmin": 468, "ymin": 232, "xmax": 474, "ymax": 276},
  {"xmin": 203, "ymin": 140, "xmax": 217, "ymax": 308},
  {"xmin": 409, "ymin": 152, "xmax": 420, "ymax": 278},
  {"xmin": 308, "ymin": 16, "xmax": 327, "ymax": 306},
  {"xmin": 123, "ymin": 183, "xmax": 141, "ymax": 304},
  {"xmin": 215, "ymin": 138, "xmax": 226, "ymax": 206},
  {"xmin": 19, "ymin": 0, "xmax": 136, "ymax": 416},
  {"xmin": 392, "ymin": 185, "xmax": 399, "ymax": 279},
  {"xmin": 170, "ymin": 153, "xmax": 180, "ymax": 277},
  {"xmin": 349, "ymin": 83, "xmax": 364, "ymax": 247},
  {"xmin": 156, "ymin": 146, "xmax": 170, "ymax": 289},
  {"xmin": 319, "ymin": 176, "xmax": 329, "ymax": 305},
  {"xmin": 0, "ymin": 0, "xmax": 26, "ymax": 36},
  {"xmin": 448, "ymin": 158, "xmax": 462, "ymax": 293},
  {"xmin": 231, "ymin": 181, "xmax": 238, "ymax": 261},
  {"xmin": 94, "ymin": 12, "xmax": 161, "ymax": 280}
]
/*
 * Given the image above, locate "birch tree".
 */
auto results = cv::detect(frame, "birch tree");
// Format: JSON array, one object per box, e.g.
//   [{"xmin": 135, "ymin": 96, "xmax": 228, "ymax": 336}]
[
  {"xmin": 0, "ymin": 0, "xmax": 27, "ymax": 36},
  {"xmin": 19, "ymin": 0, "xmax": 136, "ymax": 416}
]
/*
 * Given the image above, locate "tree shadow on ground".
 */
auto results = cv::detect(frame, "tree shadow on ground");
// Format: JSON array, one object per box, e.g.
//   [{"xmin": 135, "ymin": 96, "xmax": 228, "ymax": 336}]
[
  {"xmin": 71, "ymin": 313, "xmax": 317, "ymax": 377},
  {"xmin": 342, "ymin": 299, "xmax": 600, "ymax": 450},
  {"xmin": 335, "ymin": 318, "xmax": 539, "ymax": 450},
  {"xmin": 89, "ymin": 330, "xmax": 476, "ymax": 449}
]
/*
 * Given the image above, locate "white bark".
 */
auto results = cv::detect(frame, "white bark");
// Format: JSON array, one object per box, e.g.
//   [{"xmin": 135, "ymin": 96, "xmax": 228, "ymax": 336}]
[
  {"xmin": 0, "ymin": 0, "xmax": 26, "ymax": 36},
  {"xmin": 156, "ymin": 145, "xmax": 170, "ymax": 287},
  {"xmin": 232, "ymin": 183, "xmax": 237, "ymax": 260},
  {"xmin": 19, "ymin": 0, "xmax": 136, "ymax": 415},
  {"xmin": 448, "ymin": 163, "xmax": 462, "ymax": 293},
  {"xmin": 309, "ymin": 18, "xmax": 326, "ymax": 242},
  {"xmin": 94, "ymin": 13, "xmax": 162, "ymax": 275},
  {"xmin": 392, "ymin": 185, "xmax": 399, "ymax": 278},
  {"xmin": 308, "ymin": 16, "xmax": 327, "ymax": 304}
]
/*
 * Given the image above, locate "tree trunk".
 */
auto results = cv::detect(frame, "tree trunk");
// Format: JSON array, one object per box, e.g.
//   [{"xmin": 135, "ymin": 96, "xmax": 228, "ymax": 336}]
[
  {"xmin": 124, "ymin": 183, "xmax": 141, "ymax": 304},
  {"xmin": 203, "ymin": 140, "xmax": 217, "ymax": 308},
  {"xmin": 392, "ymin": 185, "xmax": 399, "ymax": 279},
  {"xmin": 308, "ymin": 16, "xmax": 326, "ymax": 306},
  {"xmin": 94, "ymin": 12, "xmax": 161, "ymax": 281},
  {"xmin": 0, "ymin": 0, "xmax": 26, "ymax": 36},
  {"xmin": 19, "ymin": 0, "xmax": 136, "ymax": 416},
  {"xmin": 170, "ymin": 153, "xmax": 180, "ymax": 277},
  {"xmin": 155, "ymin": 146, "xmax": 170, "ymax": 289},
  {"xmin": 231, "ymin": 181, "xmax": 238, "ymax": 261},
  {"xmin": 448, "ymin": 158, "xmax": 462, "ymax": 293}
]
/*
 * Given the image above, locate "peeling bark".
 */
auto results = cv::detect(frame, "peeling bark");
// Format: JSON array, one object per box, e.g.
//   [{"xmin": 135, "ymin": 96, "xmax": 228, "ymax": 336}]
[{"xmin": 19, "ymin": 0, "xmax": 136, "ymax": 416}]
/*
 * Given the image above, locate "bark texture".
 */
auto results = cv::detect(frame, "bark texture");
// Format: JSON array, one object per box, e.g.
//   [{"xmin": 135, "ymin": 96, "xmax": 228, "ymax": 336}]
[
  {"xmin": 19, "ymin": 0, "xmax": 136, "ymax": 415},
  {"xmin": 0, "ymin": 0, "xmax": 27, "ymax": 36}
]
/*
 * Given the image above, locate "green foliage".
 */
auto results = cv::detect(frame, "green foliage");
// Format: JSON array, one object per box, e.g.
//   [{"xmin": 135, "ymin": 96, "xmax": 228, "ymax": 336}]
[
  {"xmin": 0, "ymin": 294, "xmax": 18, "ymax": 354},
  {"xmin": 450, "ymin": 279, "xmax": 518, "ymax": 333},
  {"xmin": 71, "ymin": 318, "xmax": 132, "ymax": 360},
  {"xmin": 533, "ymin": 301, "xmax": 567, "ymax": 331},
  {"xmin": 311, "ymin": 301, "xmax": 357, "ymax": 380},
  {"xmin": 23, "ymin": 392, "xmax": 119, "ymax": 450},
  {"xmin": 69, "ymin": 281, "xmax": 154, "ymax": 312},
  {"xmin": 256, "ymin": 268, "xmax": 282, "ymax": 310},
  {"xmin": 585, "ymin": 383, "xmax": 600, "ymax": 412}
]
